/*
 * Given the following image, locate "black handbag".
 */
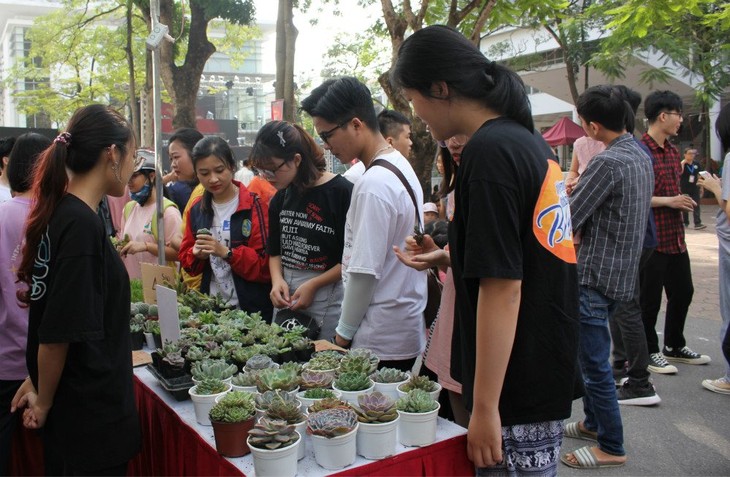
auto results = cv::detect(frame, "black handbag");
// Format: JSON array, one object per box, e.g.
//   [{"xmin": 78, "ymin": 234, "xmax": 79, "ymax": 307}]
[
  {"xmin": 273, "ymin": 308, "xmax": 321, "ymax": 341},
  {"xmin": 371, "ymin": 159, "xmax": 443, "ymax": 328}
]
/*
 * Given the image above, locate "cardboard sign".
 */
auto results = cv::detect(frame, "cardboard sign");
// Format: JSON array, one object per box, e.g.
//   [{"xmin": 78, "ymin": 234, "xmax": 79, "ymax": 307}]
[
  {"xmin": 140, "ymin": 263, "xmax": 176, "ymax": 304},
  {"xmin": 155, "ymin": 284, "xmax": 180, "ymax": 345}
]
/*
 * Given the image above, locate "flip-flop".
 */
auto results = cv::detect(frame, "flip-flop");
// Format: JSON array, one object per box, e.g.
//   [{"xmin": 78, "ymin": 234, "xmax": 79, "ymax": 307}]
[
  {"xmin": 564, "ymin": 421, "xmax": 598, "ymax": 441},
  {"xmin": 561, "ymin": 446, "xmax": 626, "ymax": 469}
]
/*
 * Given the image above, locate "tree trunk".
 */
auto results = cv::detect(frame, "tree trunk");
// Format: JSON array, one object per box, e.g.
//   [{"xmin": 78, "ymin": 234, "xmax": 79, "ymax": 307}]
[
  {"xmin": 275, "ymin": 0, "xmax": 286, "ymax": 102},
  {"xmin": 141, "ymin": 51, "xmax": 154, "ymax": 148},
  {"xmin": 125, "ymin": 0, "xmax": 140, "ymax": 144},
  {"xmin": 283, "ymin": 1, "xmax": 298, "ymax": 122}
]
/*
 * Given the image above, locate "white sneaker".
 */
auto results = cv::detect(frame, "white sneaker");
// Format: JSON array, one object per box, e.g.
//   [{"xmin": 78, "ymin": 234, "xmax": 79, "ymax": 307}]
[{"xmin": 701, "ymin": 377, "xmax": 730, "ymax": 395}]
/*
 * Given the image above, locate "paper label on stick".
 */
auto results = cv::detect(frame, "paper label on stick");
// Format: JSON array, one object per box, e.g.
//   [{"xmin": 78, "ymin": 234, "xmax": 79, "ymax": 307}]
[
  {"xmin": 140, "ymin": 263, "xmax": 176, "ymax": 304},
  {"xmin": 155, "ymin": 284, "xmax": 180, "ymax": 345}
]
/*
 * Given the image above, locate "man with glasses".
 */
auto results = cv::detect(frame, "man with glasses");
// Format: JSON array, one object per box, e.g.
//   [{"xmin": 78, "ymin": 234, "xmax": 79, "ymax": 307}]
[
  {"xmin": 640, "ymin": 90, "xmax": 711, "ymax": 374},
  {"xmin": 301, "ymin": 77, "xmax": 427, "ymax": 372}
]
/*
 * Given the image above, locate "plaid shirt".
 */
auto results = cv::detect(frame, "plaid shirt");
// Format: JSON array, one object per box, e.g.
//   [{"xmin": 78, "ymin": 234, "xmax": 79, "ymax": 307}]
[
  {"xmin": 570, "ymin": 134, "xmax": 654, "ymax": 301},
  {"xmin": 641, "ymin": 133, "xmax": 686, "ymax": 254}
]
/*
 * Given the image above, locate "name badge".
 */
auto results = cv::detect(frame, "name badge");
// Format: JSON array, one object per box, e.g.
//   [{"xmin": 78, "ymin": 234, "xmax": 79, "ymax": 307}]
[{"xmin": 223, "ymin": 220, "xmax": 231, "ymax": 231}]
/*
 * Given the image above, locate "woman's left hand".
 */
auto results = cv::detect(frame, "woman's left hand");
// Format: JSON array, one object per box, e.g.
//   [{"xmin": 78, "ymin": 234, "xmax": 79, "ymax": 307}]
[
  {"xmin": 120, "ymin": 241, "xmax": 148, "ymax": 257},
  {"xmin": 698, "ymin": 174, "xmax": 721, "ymax": 197},
  {"xmin": 195, "ymin": 234, "xmax": 225, "ymax": 257},
  {"xmin": 290, "ymin": 280, "xmax": 316, "ymax": 311},
  {"xmin": 20, "ymin": 393, "xmax": 50, "ymax": 429}
]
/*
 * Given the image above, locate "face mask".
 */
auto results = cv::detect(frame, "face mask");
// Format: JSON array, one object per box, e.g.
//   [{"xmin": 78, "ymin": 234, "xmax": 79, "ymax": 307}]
[{"xmin": 130, "ymin": 182, "xmax": 152, "ymax": 206}]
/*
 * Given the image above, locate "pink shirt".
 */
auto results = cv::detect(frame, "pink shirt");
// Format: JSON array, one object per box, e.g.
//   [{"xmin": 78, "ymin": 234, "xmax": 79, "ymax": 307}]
[
  {"xmin": 119, "ymin": 201, "xmax": 182, "ymax": 279},
  {"xmin": 0, "ymin": 197, "xmax": 30, "ymax": 380},
  {"xmin": 573, "ymin": 136, "xmax": 606, "ymax": 174}
]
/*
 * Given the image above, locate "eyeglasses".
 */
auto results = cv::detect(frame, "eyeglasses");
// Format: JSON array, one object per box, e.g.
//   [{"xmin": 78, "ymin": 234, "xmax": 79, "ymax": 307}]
[
  {"xmin": 318, "ymin": 119, "xmax": 351, "ymax": 144},
  {"xmin": 134, "ymin": 148, "xmax": 154, "ymax": 170},
  {"xmin": 663, "ymin": 111, "xmax": 683, "ymax": 118},
  {"xmin": 255, "ymin": 160, "xmax": 288, "ymax": 179},
  {"xmin": 437, "ymin": 136, "xmax": 467, "ymax": 148}
]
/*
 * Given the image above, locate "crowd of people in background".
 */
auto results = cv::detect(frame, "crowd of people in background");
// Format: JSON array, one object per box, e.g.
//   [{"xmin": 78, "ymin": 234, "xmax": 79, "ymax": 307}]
[{"xmin": 0, "ymin": 23, "xmax": 729, "ymax": 477}]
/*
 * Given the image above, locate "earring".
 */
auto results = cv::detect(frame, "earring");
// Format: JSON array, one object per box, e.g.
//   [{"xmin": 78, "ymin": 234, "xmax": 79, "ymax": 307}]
[{"xmin": 112, "ymin": 161, "xmax": 122, "ymax": 184}]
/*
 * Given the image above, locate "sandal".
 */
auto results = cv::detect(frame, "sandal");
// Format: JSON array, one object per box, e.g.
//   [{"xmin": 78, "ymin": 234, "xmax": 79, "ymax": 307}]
[
  {"xmin": 564, "ymin": 421, "xmax": 597, "ymax": 442},
  {"xmin": 561, "ymin": 446, "xmax": 626, "ymax": 469}
]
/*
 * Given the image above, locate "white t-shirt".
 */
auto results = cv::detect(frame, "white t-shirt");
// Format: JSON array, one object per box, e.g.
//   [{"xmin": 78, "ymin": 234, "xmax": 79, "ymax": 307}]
[
  {"xmin": 342, "ymin": 151, "xmax": 427, "ymax": 360},
  {"xmin": 343, "ymin": 161, "xmax": 365, "ymax": 184},
  {"xmin": 0, "ymin": 184, "xmax": 11, "ymax": 203},
  {"xmin": 210, "ymin": 194, "xmax": 239, "ymax": 307},
  {"xmin": 119, "ymin": 200, "xmax": 183, "ymax": 279}
]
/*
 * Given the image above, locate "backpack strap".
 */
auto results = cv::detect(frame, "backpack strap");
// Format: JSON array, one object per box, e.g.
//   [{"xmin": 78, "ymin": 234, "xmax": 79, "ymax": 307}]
[
  {"xmin": 251, "ymin": 192, "xmax": 268, "ymax": 257},
  {"xmin": 150, "ymin": 198, "xmax": 179, "ymax": 242},
  {"xmin": 370, "ymin": 159, "xmax": 422, "ymax": 232},
  {"xmin": 123, "ymin": 200, "xmax": 136, "ymax": 222}
]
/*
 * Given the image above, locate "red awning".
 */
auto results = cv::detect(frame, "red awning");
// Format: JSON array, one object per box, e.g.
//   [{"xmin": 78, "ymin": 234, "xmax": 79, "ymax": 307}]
[{"xmin": 542, "ymin": 117, "xmax": 586, "ymax": 146}]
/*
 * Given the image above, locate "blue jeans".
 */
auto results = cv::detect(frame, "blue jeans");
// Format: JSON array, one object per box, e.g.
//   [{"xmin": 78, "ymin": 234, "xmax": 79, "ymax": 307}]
[
  {"xmin": 719, "ymin": 250, "xmax": 730, "ymax": 379},
  {"xmin": 579, "ymin": 286, "xmax": 625, "ymax": 456}
]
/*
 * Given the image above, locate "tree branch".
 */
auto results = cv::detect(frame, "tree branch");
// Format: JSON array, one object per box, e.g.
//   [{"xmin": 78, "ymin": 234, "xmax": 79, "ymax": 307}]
[{"xmin": 469, "ymin": 0, "xmax": 496, "ymax": 45}]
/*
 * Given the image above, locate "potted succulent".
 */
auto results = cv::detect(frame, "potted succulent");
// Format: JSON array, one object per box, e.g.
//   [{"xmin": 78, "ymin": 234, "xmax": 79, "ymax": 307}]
[
  {"xmin": 346, "ymin": 348, "xmax": 379, "ymax": 373},
  {"xmin": 371, "ymin": 367, "xmax": 410, "ymax": 401},
  {"xmin": 244, "ymin": 354, "xmax": 279, "ymax": 374},
  {"xmin": 191, "ymin": 359, "xmax": 237, "ymax": 384},
  {"xmin": 129, "ymin": 313, "xmax": 145, "ymax": 350},
  {"xmin": 230, "ymin": 372, "xmax": 259, "ymax": 393},
  {"xmin": 160, "ymin": 351, "xmax": 186, "ymax": 379},
  {"xmin": 307, "ymin": 407, "xmax": 359, "ymax": 470},
  {"xmin": 291, "ymin": 337, "xmax": 315, "ymax": 362},
  {"xmin": 209, "ymin": 391, "xmax": 256, "ymax": 457},
  {"xmin": 264, "ymin": 395, "xmax": 307, "ymax": 461},
  {"xmin": 299, "ymin": 369, "xmax": 334, "ymax": 390},
  {"xmin": 304, "ymin": 351, "xmax": 343, "ymax": 377},
  {"xmin": 332, "ymin": 372, "xmax": 374, "ymax": 406},
  {"xmin": 144, "ymin": 319, "xmax": 161, "ymax": 349},
  {"xmin": 354, "ymin": 392, "xmax": 400, "ymax": 459},
  {"xmin": 397, "ymin": 374, "xmax": 442, "ymax": 401},
  {"xmin": 255, "ymin": 368, "xmax": 299, "ymax": 397},
  {"xmin": 338, "ymin": 355, "xmax": 377, "ymax": 376},
  {"xmin": 396, "ymin": 389, "xmax": 440, "ymax": 447},
  {"xmin": 296, "ymin": 388, "xmax": 342, "ymax": 410},
  {"xmin": 306, "ymin": 397, "xmax": 351, "ymax": 415},
  {"xmin": 255, "ymin": 390, "xmax": 300, "ymax": 422},
  {"xmin": 188, "ymin": 378, "xmax": 231, "ymax": 426},
  {"xmin": 183, "ymin": 345, "xmax": 209, "ymax": 374},
  {"xmin": 247, "ymin": 418, "xmax": 301, "ymax": 477},
  {"xmin": 279, "ymin": 361, "xmax": 302, "ymax": 376}
]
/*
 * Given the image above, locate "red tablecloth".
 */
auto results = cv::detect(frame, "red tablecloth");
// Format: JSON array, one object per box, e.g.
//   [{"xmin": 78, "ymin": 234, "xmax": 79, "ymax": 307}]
[{"xmin": 11, "ymin": 376, "xmax": 474, "ymax": 476}]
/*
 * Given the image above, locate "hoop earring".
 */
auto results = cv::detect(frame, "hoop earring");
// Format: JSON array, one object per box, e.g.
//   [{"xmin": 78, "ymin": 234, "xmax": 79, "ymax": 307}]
[{"xmin": 112, "ymin": 161, "xmax": 122, "ymax": 184}]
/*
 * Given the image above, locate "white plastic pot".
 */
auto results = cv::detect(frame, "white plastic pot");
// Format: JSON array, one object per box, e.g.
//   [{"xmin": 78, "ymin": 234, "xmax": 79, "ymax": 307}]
[
  {"xmin": 372, "ymin": 376, "xmax": 410, "ymax": 401},
  {"xmin": 296, "ymin": 389, "xmax": 342, "ymax": 410},
  {"xmin": 309, "ymin": 424, "xmax": 359, "ymax": 470},
  {"xmin": 144, "ymin": 332, "xmax": 156, "ymax": 349},
  {"xmin": 356, "ymin": 416, "xmax": 400, "ymax": 459},
  {"xmin": 188, "ymin": 383, "xmax": 231, "ymax": 426},
  {"xmin": 230, "ymin": 384, "xmax": 257, "ymax": 393},
  {"xmin": 192, "ymin": 376, "xmax": 232, "ymax": 385},
  {"xmin": 294, "ymin": 420, "xmax": 307, "ymax": 461},
  {"xmin": 332, "ymin": 381, "xmax": 374, "ymax": 406},
  {"xmin": 248, "ymin": 431, "xmax": 301, "ymax": 477},
  {"xmin": 397, "ymin": 403, "xmax": 440, "ymax": 447}
]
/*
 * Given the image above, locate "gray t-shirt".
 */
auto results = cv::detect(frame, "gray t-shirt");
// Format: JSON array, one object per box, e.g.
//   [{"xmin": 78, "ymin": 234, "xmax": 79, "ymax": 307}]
[{"xmin": 715, "ymin": 154, "xmax": 730, "ymax": 255}]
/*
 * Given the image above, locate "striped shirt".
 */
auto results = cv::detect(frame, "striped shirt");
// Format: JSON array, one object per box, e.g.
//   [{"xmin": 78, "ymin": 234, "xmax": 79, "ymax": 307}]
[
  {"xmin": 570, "ymin": 134, "xmax": 654, "ymax": 301},
  {"xmin": 641, "ymin": 133, "xmax": 686, "ymax": 254}
]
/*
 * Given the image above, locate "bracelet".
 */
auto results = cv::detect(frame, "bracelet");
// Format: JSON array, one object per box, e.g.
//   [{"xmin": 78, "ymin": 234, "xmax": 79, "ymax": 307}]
[{"xmin": 331, "ymin": 335, "xmax": 351, "ymax": 349}]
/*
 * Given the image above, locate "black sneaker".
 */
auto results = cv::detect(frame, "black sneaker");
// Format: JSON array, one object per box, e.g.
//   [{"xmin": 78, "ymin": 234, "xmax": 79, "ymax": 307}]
[
  {"xmin": 617, "ymin": 380, "xmax": 661, "ymax": 406},
  {"xmin": 695, "ymin": 224, "xmax": 707, "ymax": 230},
  {"xmin": 648, "ymin": 352, "xmax": 678, "ymax": 374},
  {"xmin": 613, "ymin": 363, "xmax": 628, "ymax": 387},
  {"xmin": 663, "ymin": 346, "xmax": 711, "ymax": 365}
]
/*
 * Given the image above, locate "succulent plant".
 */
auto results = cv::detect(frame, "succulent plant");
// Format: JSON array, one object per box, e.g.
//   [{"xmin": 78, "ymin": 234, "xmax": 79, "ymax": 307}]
[
  {"xmin": 355, "ymin": 392, "xmax": 398, "ymax": 423},
  {"xmin": 231, "ymin": 371, "xmax": 259, "ymax": 387},
  {"xmin": 291, "ymin": 337, "xmax": 312, "ymax": 351},
  {"xmin": 396, "ymin": 389, "xmax": 439, "ymax": 413},
  {"xmin": 265, "ymin": 397, "xmax": 305, "ymax": 424},
  {"xmin": 230, "ymin": 346, "xmax": 258, "ymax": 365},
  {"xmin": 307, "ymin": 397, "xmax": 351, "ymax": 414},
  {"xmin": 144, "ymin": 320, "xmax": 160, "ymax": 335},
  {"xmin": 255, "ymin": 390, "xmax": 298, "ymax": 411},
  {"xmin": 184, "ymin": 346, "xmax": 209, "ymax": 362},
  {"xmin": 338, "ymin": 355, "xmax": 376, "ymax": 376},
  {"xmin": 280, "ymin": 361, "xmax": 302, "ymax": 375},
  {"xmin": 245, "ymin": 354, "xmax": 276, "ymax": 371},
  {"xmin": 248, "ymin": 417, "xmax": 300, "ymax": 450},
  {"xmin": 194, "ymin": 378, "xmax": 228, "ymax": 395},
  {"xmin": 208, "ymin": 346, "xmax": 228, "ymax": 360},
  {"xmin": 191, "ymin": 359, "xmax": 237, "ymax": 381},
  {"xmin": 209, "ymin": 391, "xmax": 255, "ymax": 423},
  {"xmin": 307, "ymin": 408, "xmax": 358, "ymax": 438},
  {"xmin": 156, "ymin": 341, "xmax": 179, "ymax": 358},
  {"xmin": 177, "ymin": 304, "xmax": 193, "ymax": 320},
  {"xmin": 399, "ymin": 375, "xmax": 439, "ymax": 393},
  {"xmin": 162, "ymin": 351, "xmax": 184, "ymax": 368},
  {"xmin": 347, "ymin": 348, "xmax": 379, "ymax": 369},
  {"xmin": 306, "ymin": 354, "xmax": 341, "ymax": 372},
  {"xmin": 130, "ymin": 313, "xmax": 146, "ymax": 333},
  {"xmin": 137, "ymin": 302, "xmax": 150, "ymax": 316},
  {"xmin": 255, "ymin": 367, "xmax": 299, "ymax": 393},
  {"xmin": 334, "ymin": 372, "xmax": 372, "ymax": 392},
  {"xmin": 303, "ymin": 388, "xmax": 337, "ymax": 400},
  {"xmin": 299, "ymin": 370, "xmax": 334, "ymax": 390},
  {"xmin": 148, "ymin": 304, "xmax": 159, "ymax": 317},
  {"xmin": 371, "ymin": 367, "xmax": 409, "ymax": 384}
]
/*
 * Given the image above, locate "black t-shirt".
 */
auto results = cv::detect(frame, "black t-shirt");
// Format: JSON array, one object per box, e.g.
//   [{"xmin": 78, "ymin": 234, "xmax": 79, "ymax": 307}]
[
  {"xmin": 680, "ymin": 161, "xmax": 701, "ymax": 193},
  {"xmin": 448, "ymin": 118, "xmax": 580, "ymax": 426},
  {"xmin": 267, "ymin": 175, "xmax": 353, "ymax": 271},
  {"xmin": 26, "ymin": 194, "xmax": 140, "ymax": 470}
]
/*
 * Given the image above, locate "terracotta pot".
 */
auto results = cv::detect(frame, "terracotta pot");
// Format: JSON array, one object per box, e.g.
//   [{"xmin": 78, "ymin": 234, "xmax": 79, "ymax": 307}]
[{"xmin": 211, "ymin": 418, "xmax": 256, "ymax": 457}]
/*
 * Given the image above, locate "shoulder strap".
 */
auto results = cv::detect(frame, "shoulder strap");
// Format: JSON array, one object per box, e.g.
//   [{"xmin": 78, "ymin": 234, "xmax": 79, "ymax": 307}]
[
  {"xmin": 150, "ymin": 198, "xmax": 178, "ymax": 242},
  {"xmin": 123, "ymin": 201, "xmax": 136, "ymax": 221},
  {"xmin": 251, "ymin": 192, "xmax": 268, "ymax": 257},
  {"xmin": 370, "ymin": 159, "xmax": 422, "ymax": 231}
]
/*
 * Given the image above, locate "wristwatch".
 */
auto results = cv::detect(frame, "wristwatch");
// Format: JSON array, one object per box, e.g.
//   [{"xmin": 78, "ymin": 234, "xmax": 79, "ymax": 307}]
[{"xmin": 224, "ymin": 248, "xmax": 233, "ymax": 262}]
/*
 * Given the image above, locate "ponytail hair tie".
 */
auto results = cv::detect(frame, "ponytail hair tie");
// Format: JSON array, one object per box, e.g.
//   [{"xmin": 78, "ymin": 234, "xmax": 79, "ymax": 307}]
[{"xmin": 54, "ymin": 132, "xmax": 72, "ymax": 147}]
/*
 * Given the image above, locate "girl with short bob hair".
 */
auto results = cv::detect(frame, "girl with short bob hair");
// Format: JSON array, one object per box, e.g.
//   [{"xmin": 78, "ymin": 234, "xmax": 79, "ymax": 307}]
[
  {"xmin": 13, "ymin": 104, "xmax": 141, "ymax": 475},
  {"xmin": 251, "ymin": 121, "xmax": 352, "ymax": 340},
  {"xmin": 393, "ymin": 25, "xmax": 579, "ymax": 475},
  {"xmin": 178, "ymin": 136, "xmax": 272, "ymax": 319}
]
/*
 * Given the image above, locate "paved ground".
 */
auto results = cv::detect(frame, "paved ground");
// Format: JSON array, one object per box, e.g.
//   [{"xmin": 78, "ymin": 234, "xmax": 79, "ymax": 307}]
[{"xmin": 561, "ymin": 207, "xmax": 730, "ymax": 476}]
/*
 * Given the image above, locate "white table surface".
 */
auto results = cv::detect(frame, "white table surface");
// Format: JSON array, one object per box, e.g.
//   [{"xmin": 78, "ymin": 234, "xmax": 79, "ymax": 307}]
[{"xmin": 134, "ymin": 366, "xmax": 468, "ymax": 476}]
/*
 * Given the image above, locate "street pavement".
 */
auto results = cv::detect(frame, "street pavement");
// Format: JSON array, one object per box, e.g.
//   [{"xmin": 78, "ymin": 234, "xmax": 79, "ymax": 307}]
[{"xmin": 561, "ymin": 207, "xmax": 730, "ymax": 476}]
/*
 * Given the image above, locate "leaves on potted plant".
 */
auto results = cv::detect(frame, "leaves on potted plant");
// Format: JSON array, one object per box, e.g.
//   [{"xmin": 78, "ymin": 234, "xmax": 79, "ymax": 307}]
[
  {"xmin": 307, "ymin": 407, "xmax": 359, "ymax": 470},
  {"xmin": 209, "ymin": 390, "xmax": 256, "ymax": 457},
  {"xmin": 354, "ymin": 392, "xmax": 400, "ymax": 459},
  {"xmin": 247, "ymin": 417, "xmax": 301, "ymax": 477}
]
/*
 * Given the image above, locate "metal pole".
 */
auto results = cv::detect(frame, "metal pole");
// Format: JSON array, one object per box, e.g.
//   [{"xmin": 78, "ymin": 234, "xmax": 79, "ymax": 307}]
[{"xmin": 147, "ymin": 0, "xmax": 170, "ymax": 265}]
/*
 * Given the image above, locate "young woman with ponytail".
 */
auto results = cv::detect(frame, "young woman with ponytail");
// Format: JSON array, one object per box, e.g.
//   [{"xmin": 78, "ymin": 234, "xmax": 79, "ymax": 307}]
[
  {"xmin": 251, "ymin": 120, "xmax": 353, "ymax": 340},
  {"xmin": 392, "ymin": 25, "xmax": 580, "ymax": 475},
  {"xmin": 11, "ymin": 105, "xmax": 141, "ymax": 475}
]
